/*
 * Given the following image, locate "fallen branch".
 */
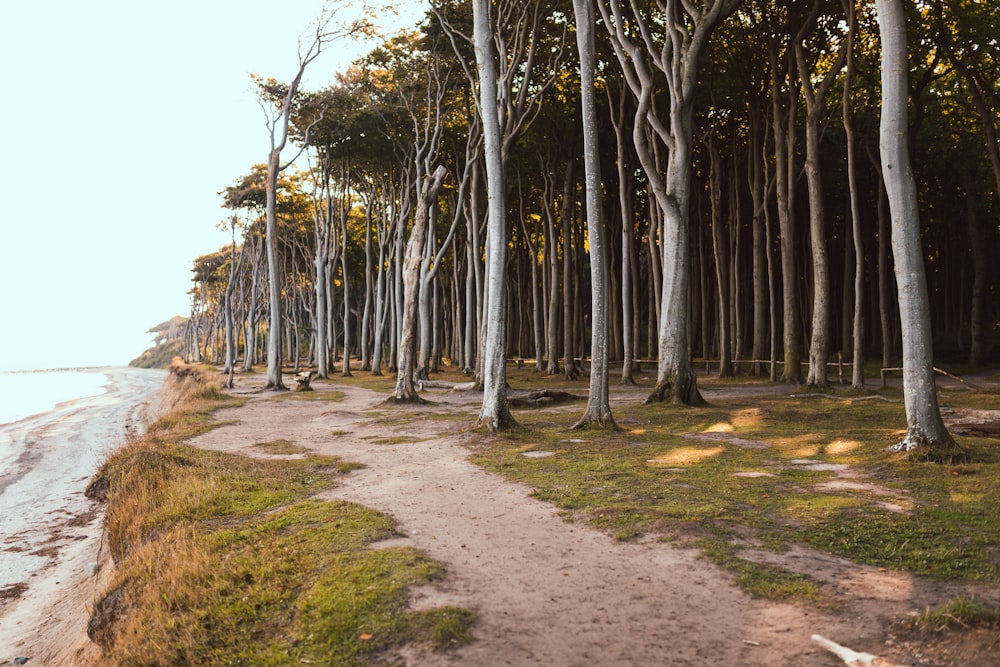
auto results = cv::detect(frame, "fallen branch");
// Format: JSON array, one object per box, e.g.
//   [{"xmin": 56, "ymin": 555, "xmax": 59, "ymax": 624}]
[
  {"xmin": 811, "ymin": 634, "xmax": 903, "ymax": 666},
  {"xmin": 417, "ymin": 380, "xmax": 476, "ymax": 391},
  {"xmin": 789, "ymin": 393, "xmax": 898, "ymax": 403}
]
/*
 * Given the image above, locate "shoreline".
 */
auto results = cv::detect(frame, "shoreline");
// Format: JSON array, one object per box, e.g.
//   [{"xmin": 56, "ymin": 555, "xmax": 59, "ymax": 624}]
[{"xmin": 0, "ymin": 367, "xmax": 166, "ymax": 666}]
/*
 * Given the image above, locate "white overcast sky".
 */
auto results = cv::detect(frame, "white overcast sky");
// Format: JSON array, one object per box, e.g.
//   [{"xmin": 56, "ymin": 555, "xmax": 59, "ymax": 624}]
[{"xmin": 0, "ymin": 1, "xmax": 422, "ymax": 371}]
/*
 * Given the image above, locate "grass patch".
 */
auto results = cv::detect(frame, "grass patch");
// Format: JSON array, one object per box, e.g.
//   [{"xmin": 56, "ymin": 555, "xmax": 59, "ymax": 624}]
[
  {"xmin": 253, "ymin": 438, "xmax": 308, "ymax": 455},
  {"xmin": 367, "ymin": 435, "xmax": 435, "ymax": 445},
  {"xmin": 695, "ymin": 539, "xmax": 824, "ymax": 602},
  {"xmin": 916, "ymin": 596, "xmax": 1000, "ymax": 631},
  {"xmin": 466, "ymin": 373, "xmax": 1000, "ymax": 594},
  {"xmin": 88, "ymin": 362, "xmax": 473, "ymax": 665},
  {"xmin": 272, "ymin": 388, "xmax": 347, "ymax": 402}
]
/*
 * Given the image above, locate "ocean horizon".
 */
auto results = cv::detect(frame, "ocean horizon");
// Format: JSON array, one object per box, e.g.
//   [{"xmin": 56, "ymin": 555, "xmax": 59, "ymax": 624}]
[{"xmin": 0, "ymin": 367, "xmax": 116, "ymax": 427}]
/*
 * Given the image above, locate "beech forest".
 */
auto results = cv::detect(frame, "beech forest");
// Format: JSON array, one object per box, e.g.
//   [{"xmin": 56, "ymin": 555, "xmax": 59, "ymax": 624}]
[{"xmin": 179, "ymin": 0, "xmax": 997, "ymax": 453}]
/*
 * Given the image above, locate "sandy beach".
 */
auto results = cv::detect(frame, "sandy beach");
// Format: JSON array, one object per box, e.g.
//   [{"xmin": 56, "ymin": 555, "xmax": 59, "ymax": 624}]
[{"xmin": 0, "ymin": 367, "xmax": 166, "ymax": 666}]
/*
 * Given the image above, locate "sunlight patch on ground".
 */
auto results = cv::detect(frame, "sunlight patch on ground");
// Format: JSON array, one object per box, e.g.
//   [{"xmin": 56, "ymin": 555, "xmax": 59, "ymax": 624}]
[
  {"xmin": 703, "ymin": 422, "xmax": 734, "ymax": 433},
  {"xmin": 647, "ymin": 446, "xmax": 725, "ymax": 467},
  {"xmin": 731, "ymin": 408, "xmax": 763, "ymax": 430},
  {"xmin": 771, "ymin": 434, "xmax": 822, "ymax": 458},
  {"xmin": 949, "ymin": 491, "xmax": 981, "ymax": 504},
  {"xmin": 825, "ymin": 439, "xmax": 862, "ymax": 456}
]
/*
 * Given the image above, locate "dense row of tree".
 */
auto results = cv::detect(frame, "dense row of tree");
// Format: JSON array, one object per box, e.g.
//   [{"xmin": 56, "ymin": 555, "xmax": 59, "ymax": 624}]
[{"xmin": 183, "ymin": 0, "xmax": 997, "ymax": 459}]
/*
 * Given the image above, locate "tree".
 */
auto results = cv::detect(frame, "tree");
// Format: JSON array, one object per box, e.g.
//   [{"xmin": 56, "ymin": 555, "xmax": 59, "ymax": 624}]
[
  {"xmin": 572, "ymin": 0, "xmax": 616, "ymax": 429},
  {"xmin": 875, "ymin": 0, "xmax": 960, "ymax": 460},
  {"xmin": 256, "ymin": 8, "xmax": 371, "ymax": 390},
  {"xmin": 599, "ymin": 0, "xmax": 742, "ymax": 404},
  {"xmin": 472, "ymin": 0, "xmax": 516, "ymax": 432},
  {"xmin": 220, "ymin": 214, "xmax": 244, "ymax": 387},
  {"xmin": 393, "ymin": 165, "xmax": 449, "ymax": 402},
  {"xmin": 842, "ymin": 0, "xmax": 866, "ymax": 388},
  {"xmin": 795, "ymin": 0, "xmax": 849, "ymax": 387}
]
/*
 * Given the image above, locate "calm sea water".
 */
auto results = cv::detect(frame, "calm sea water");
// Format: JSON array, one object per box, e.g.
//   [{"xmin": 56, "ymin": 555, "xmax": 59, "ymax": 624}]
[{"xmin": 0, "ymin": 368, "xmax": 110, "ymax": 426}]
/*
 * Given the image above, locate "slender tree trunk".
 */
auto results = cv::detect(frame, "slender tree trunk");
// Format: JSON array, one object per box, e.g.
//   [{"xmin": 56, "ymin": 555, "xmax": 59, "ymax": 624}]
[
  {"xmin": 561, "ymin": 162, "xmax": 578, "ymax": 380},
  {"xmin": 771, "ymin": 46, "xmax": 803, "ymax": 384},
  {"xmin": 963, "ymin": 175, "xmax": 986, "ymax": 366},
  {"xmin": 749, "ymin": 115, "xmax": 770, "ymax": 376},
  {"xmin": 876, "ymin": 0, "xmax": 958, "ymax": 458},
  {"xmin": 473, "ymin": 0, "xmax": 515, "ymax": 431},
  {"xmin": 222, "ymin": 216, "xmax": 239, "ymax": 387},
  {"xmin": 341, "ymin": 199, "xmax": 353, "ymax": 378},
  {"xmin": 572, "ymin": 0, "xmax": 615, "ymax": 428},
  {"xmin": 372, "ymin": 236, "xmax": 389, "ymax": 375},
  {"xmin": 393, "ymin": 166, "xmax": 448, "ymax": 402},
  {"xmin": 464, "ymin": 221, "xmax": 477, "ymax": 373},
  {"xmin": 872, "ymin": 152, "xmax": 894, "ymax": 369},
  {"xmin": 544, "ymin": 164, "xmax": 561, "ymax": 375},
  {"xmin": 361, "ymin": 200, "xmax": 374, "ymax": 371},
  {"xmin": 416, "ymin": 212, "xmax": 435, "ymax": 381},
  {"xmin": 709, "ymin": 139, "xmax": 733, "ymax": 378},
  {"xmin": 264, "ymin": 149, "xmax": 286, "ymax": 390},
  {"xmin": 610, "ymin": 85, "xmax": 637, "ymax": 385},
  {"xmin": 795, "ymin": 1, "xmax": 847, "ymax": 387},
  {"xmin": 313, "ymin": 179, "xmax": 332, "ymax": 379},
  {"xmin": 843, "ymin": 0, "xmax": 865, "ymax": 387}
]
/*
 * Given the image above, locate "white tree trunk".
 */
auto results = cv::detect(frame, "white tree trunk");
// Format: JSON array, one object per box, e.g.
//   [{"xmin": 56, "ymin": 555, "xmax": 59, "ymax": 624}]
[
  {"xmin": 394, "ymin": 165, "xmax": 448, "ymax": 402},
  {"xmin": 264, "ymin": 149, "xmax": 286, "ymax": 390},
  {"xmin": 473, "ymin": 0, "xmax": 515, "ymax": 431},
  {"xmin": 876, "ymin": 0, "xmax": 957, "ymax": 457},
  {"xmin": 572, "ymin": 0, "xmax": 615, "ymax": 428}
]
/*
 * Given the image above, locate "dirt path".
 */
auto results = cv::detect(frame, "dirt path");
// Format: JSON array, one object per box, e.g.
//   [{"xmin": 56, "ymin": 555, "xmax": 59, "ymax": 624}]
[{"xmin": 186, "ymin": 376, "xmax": 976, "ymax": 667}]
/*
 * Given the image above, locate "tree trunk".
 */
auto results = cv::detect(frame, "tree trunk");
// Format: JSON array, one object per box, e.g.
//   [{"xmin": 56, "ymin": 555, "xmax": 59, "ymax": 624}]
[
  {"xmin": 843, "ymin": 0, "xmax": 865, "ymax": 387},
  {"xmin": 264, "ymin": 149, "xmax": 286, "ymax": 390},
  {"xmin": 340, "ymin": 192, "xmax": 353, "ymax": 378},
  {"xmin": 963, "ymin": 175, "xmax": 986, "ymax": 366},
  {"xmin": 372, "ymin": 234, "xmax": 389, "ymax": 376},
  {"xmin": 473, "ymin": 0, "xmax": 516, "ymax": 432},
  {"xmin": 393, "ymin": 165, "xmax": 448, "ymax": 402},
  {"xmin": 572, "ymin": 0, "xmax": 616, "ymax": 429},
  {"xmin": 609, "ymin": 84, "xmax": 637, "ymax": 385},
  {"xmin": 876, "ymin": 0, "xmax": 959, "ymax": 459},
  {"xmin": 709, "ymin": 139, "xmax": 733, "ymax": 378},
  {"xmin": 771, "ymin": 45, "xmax": 803, "ymax": 384},
  {"xmin": 749, "ymin": 115, "xmax": 770, "ymax": 377},
  {"xmin": 361, "ymin": 200, "xmax": 374, "ymax": 371},
  {"xmin": 544, "ymin": 162, "xmax": 561, "ymax": 375},
  {"xmin": 795, "ymin": 0, "xmax": 848, "ymax": 387},
  {"xmin": 561, "ymin": 162, "xmax": 578, "ymax": 380}
]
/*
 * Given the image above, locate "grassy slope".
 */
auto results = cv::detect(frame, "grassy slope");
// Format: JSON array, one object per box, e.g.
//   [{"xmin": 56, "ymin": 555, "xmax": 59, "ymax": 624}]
[{"xmin": 86, "ymin": 363, "xmax": 472, "ymax": 666}]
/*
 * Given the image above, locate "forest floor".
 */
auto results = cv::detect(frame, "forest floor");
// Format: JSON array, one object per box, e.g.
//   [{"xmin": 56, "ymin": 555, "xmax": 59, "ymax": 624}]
[{"xmin": 177, "ymin": 365, "xmax": 1000, "ymax": 667}]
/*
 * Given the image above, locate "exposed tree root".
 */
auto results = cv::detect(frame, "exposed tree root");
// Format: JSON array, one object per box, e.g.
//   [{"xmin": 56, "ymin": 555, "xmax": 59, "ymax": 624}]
[
  {"xmin": 571, "ymin": 410, "xmax": 620, "ymax": 431},
  {"xmin": 644, "ymin": 371, "xmax": 707, "ymax": 407},
  {"xmin": 474, "ymin": 410, "xmax": 519, "ymax": 434},
  {"xmin": 886, "ymin": 429, "xmax": 971, "ymax": 464},
  {"xmin": 384, "ymin": 393, "xmax": 426, "ymax": 406},
  {"xmin": 509, "ymin": 389, "xmax": 586, "ymax": 408}
]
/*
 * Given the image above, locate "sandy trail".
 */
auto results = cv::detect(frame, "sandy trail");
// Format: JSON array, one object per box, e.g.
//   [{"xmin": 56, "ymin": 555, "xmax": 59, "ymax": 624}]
[{"xmin": 188, "ymin": 378, "xmax": 941, "ymax": 667}]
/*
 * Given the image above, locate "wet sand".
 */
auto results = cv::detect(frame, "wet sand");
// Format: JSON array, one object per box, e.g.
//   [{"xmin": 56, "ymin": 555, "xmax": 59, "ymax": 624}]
[{"xmin": 0, "ymin": 367, "xmax": 165, "ymax": 665}]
